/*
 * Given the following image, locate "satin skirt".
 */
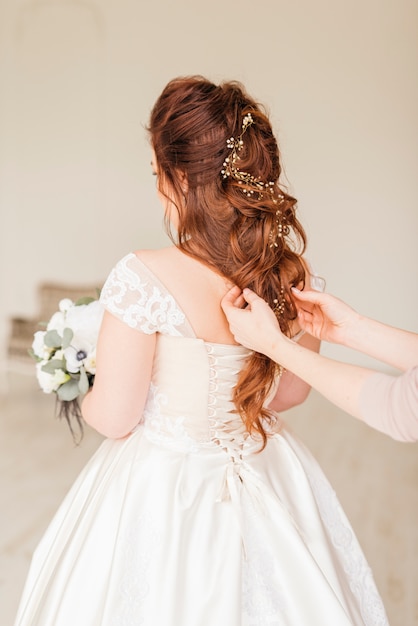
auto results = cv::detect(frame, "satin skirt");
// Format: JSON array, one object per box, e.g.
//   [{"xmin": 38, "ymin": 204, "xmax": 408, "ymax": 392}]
[{"xmin": 14, "ymin": 425, "xmax": 389, "ymax": 626}]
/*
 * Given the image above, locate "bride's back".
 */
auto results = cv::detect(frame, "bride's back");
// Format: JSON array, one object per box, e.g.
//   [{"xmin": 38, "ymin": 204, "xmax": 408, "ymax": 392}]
[
  {"xmin": 148, "ymin": 76, "xmax": 308, "ymax": 445},
  {"xmin": 136, "ymin": 247, "xmax": 237, "ymax": 345}
]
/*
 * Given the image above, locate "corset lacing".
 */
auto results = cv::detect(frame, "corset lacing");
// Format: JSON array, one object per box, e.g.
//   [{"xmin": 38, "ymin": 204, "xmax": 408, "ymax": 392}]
[
  {"xmin": 205, "ymin": 344, "xmax": 259, "ymax": 460},
  {"xmin": 205, "ymin": 344, "xmax": 271, "ymax": 551}
]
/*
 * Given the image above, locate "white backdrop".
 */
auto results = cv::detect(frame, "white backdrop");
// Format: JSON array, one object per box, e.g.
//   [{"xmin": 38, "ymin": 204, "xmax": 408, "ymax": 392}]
[
  {"xmin": 0, "ymin": 0, "xmax": 417, "ymax": 368},
  {"xmin": 0, "ymin": 2, "xmax": 417, "ymax": 624}
]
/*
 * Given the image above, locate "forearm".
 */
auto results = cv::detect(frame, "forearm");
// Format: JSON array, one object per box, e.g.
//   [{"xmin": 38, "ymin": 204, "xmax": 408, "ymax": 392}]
[
  {"xmin": 82, "ymin": 384, "xmax": 145, "ymax": 439},
  {"xmin": 340, "ymin": 316, "xmax": 418, "ymax": 372},
  {"xmin": 268, "ymin": 333, "xmax": 320, "ymax": 412},
  {"xmin": 267, "ymin": 334, "xmax": 375, "ymax": 420}
]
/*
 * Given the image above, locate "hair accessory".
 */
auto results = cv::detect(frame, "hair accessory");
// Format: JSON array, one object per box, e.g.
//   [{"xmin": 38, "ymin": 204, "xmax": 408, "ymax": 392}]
[
  {"xmin": 221, "ymin": 113, "xmax": 276, "ymax": 198},
  {"xmin": 221, "ymin": 112, "xmax": 289, "ymax": 250},
  {"xmin": 273, "ymin": 285, "xmax": 286, "ymax": 318},
  {"xmin": 269, "ymin": 207, "xmax": 289, "ymax": 248},
  {"xmin": 273, "ymin": 285, "xmax": 287, "ymax": 377}
]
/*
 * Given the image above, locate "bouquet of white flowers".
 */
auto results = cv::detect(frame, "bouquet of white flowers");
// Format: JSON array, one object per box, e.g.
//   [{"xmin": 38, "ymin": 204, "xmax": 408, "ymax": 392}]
[{"xmin": 30, "ymin": 295, "xmax": 104, "ymax": 440}]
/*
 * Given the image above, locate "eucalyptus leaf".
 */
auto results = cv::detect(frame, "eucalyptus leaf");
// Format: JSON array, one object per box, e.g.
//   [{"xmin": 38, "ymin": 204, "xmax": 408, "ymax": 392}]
[
  {"xmin": 62, "ymin": 327, "xmax": 74, "ymax": 349},
  {"xmin": 27, "ymin": 348, "xmax": 41, "ymax": 362},
  {"xmin": 41, "ymin": 359, "xmax": 66, "ymax": 374},
  {"xmin": 44, "ymin": 330, "xmax": 62, "ymax": 348},
  {"xmin": 57, "ymin": 379, "xmax": 80, "ymax": 402},
  {"xmin": 78, "ymin": 366, "xmax": 90, "ymax": 395},
  {"xmin": 75, "ymin": 296, "xmax": 96, "ymax": 306}
]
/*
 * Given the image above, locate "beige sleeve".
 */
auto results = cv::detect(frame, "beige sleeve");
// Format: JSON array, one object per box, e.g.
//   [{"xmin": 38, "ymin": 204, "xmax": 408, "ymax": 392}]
[{"xmin": 359, "ymin": 366, "xmax": 418, "ymax": 442}]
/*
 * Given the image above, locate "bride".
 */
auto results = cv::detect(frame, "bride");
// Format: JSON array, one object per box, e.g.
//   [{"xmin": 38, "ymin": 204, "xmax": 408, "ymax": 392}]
[{"xmin": 15, "ymin": 75, "xmax": 389, "ymax": 625}]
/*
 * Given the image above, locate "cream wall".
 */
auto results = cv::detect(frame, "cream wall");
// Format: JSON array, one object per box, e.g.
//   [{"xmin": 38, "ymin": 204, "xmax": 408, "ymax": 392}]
[
  {"xmin": 0, "ymin": 2, "xmax": 417, "ymax": 624},
  {"xmin": 0, "ymin": 0, "xmax": 417, "ymax": 368}
]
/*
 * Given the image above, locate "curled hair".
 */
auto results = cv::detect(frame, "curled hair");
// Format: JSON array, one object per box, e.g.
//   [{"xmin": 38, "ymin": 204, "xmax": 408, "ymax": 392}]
[{"xmin": 149, "ymin": 76, "xmax": 306, "ymax": 448}]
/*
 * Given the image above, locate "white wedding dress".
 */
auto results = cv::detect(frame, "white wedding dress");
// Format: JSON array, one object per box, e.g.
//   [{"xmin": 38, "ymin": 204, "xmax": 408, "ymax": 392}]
[{"xmin": 15, "ymin": 253, "xmax": 389, "ymax": 626}]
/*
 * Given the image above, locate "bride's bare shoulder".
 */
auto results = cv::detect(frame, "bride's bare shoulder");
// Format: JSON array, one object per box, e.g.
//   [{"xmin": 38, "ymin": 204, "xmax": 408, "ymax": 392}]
[{"xmin": 133, "ymin": 246, "xmax": 179, "ymax": 264}]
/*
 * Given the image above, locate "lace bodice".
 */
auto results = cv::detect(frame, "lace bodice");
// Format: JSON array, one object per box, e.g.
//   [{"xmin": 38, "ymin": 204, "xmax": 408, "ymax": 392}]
[
  {"xmin": 100, "ymin": 253, "xmax": 267, "ymax": 455},
  {"xmin": 100, "ymin": 253, "xmax": 195, "ymax": 338}
]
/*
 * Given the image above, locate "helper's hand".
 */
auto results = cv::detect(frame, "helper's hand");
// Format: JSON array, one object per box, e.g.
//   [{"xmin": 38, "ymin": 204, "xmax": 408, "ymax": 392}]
[
  {"xmin": 292, "ymin": 288, "xmax": 360, "ymax": 345},
  {"xmin": 221, "ymin": 286, "xmax": 283, "ymax": 357}
]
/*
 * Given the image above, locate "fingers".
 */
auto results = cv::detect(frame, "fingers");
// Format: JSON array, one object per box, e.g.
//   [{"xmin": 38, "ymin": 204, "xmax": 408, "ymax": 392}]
[
  {"xmin": 291, "ymin": 287, "xmax": 324, "ymax": 304},
  {"xmin": 296, "ymin": 308, "xmax": 313, "ymax": 331},
  {"xmin": 233, "ymin": 294, "xmax": 246, "ymax": 309},
  {"xmin": 225, "ymin": 286, "xmax": 328, "ymax": 315},
  {"xmin": 241, "ymin": 288, "xmax": 262, "ymax": 306},
  {"xmin": 222, "ymin": 285, "xmax": 241, "ymax": 303},
  {"xmin": 222, "ymin": 287, "xmax": 269, "ymax": 321},
  {"xmin": 221, "ymin": 286, "xmax": 246, "ymax": 314}
]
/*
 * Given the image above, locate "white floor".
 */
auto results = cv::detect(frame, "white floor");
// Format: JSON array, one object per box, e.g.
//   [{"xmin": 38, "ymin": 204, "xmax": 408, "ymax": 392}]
[{"xmin": 1, "ymin": 372, "xmax": 417, "ymax": 626}]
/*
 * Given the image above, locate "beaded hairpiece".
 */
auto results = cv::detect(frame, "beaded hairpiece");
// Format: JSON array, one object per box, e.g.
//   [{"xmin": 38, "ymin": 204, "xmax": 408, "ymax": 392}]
[
  {"xmin": 221, "ymin": 113, "xmax": 272, "ymax": 197},
  {"xmin": 269, "ymin": 208, "xmax": 290, "ymax": 248},
  {"xmin": 220, "ymin": 113, "xmax": 290, "ymax": 248}
]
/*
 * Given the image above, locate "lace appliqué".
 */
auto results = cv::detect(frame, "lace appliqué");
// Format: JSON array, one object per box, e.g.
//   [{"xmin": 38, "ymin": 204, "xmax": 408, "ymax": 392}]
[
  {"xmin": 306, "ymin": 468, "xmax": 389, "ymax": 626},
  {"xmin": 241, "ymin": 487, "xmax": 288, "ymax": 626},
  {"xmin": 143, "ymin": 383, "xmax": 201, "ymax": 453},
  {"xmin": 111, "ymin": 512, "xmax": 162, "ymax": 626},
  {"xmin": 100, "ymin": 254, "xmax": 186, "ymax": 335}
]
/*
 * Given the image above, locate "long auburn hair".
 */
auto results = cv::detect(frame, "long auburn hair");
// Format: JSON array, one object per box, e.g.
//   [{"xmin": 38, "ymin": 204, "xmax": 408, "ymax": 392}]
[{"xmin": 149, "ymin": 76, "xmax": 306, "ymax": 448}]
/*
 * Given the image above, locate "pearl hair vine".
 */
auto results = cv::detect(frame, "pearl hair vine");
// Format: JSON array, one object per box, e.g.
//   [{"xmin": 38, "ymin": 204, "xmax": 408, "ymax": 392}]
[
  {"xmin": 221, "ymin": 113, "xmax": 273, "ymax": 197},
  {"xmin": 220, "ymin": 112, "xmax": 290, "ymax": 249}
]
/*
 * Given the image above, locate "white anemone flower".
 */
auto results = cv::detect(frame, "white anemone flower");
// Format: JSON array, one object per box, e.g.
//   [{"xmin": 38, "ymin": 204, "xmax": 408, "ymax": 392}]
[
  {"xmin": 83, "ymin": 347, "xmax": 97, "ymax": 375},
  {"xmin": 63, "ymin": 300, "xmax": 104, "ymax": 374},
  {"xmin": 64, "ymin": 338, "xmax": 95, "ymax": 374}
]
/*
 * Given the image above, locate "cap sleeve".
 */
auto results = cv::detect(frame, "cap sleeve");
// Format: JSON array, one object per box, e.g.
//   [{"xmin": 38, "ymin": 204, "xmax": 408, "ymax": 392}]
[{"xmin": 100, "ymin": 253, "xmax": 187, "ymax": 336}]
